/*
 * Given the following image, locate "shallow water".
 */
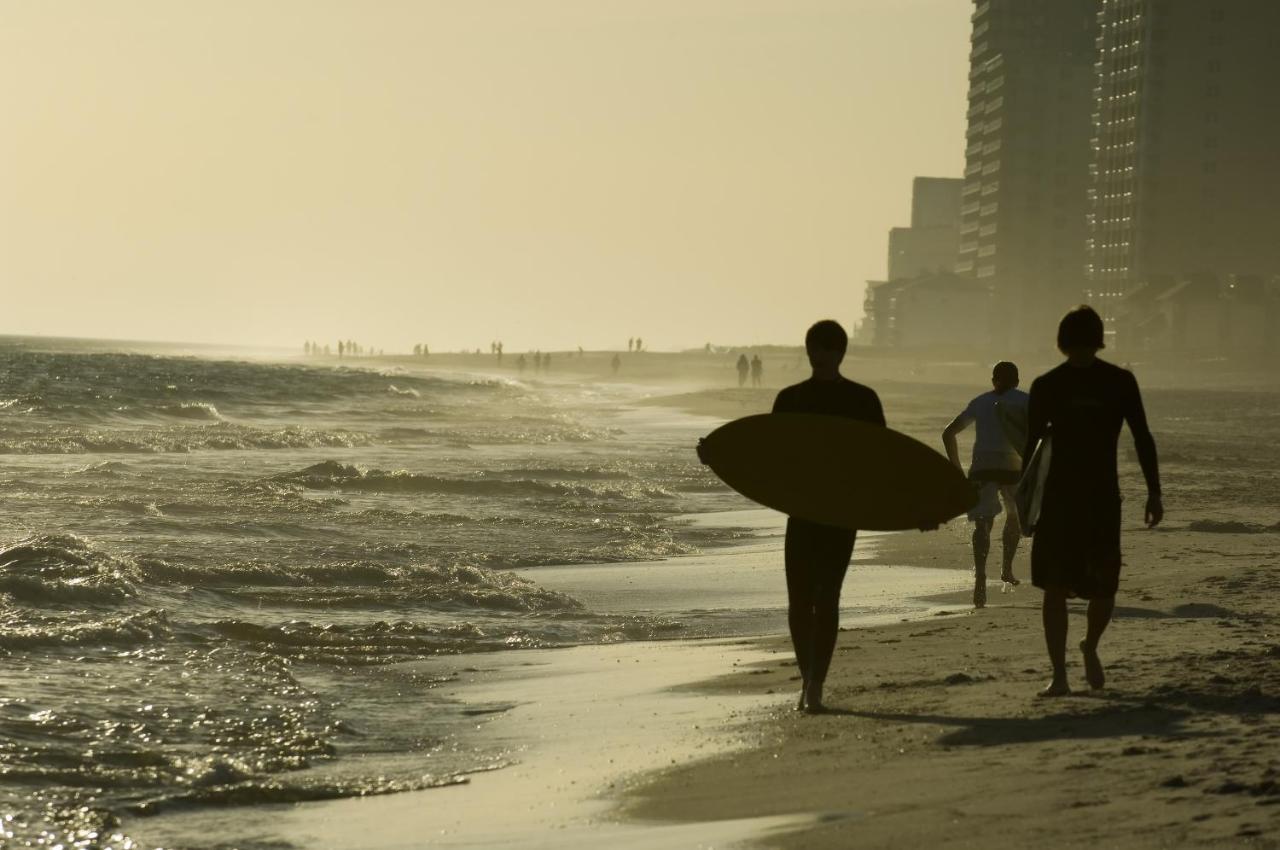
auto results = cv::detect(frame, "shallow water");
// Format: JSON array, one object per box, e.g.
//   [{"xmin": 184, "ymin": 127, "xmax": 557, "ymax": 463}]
[{"xmin": 0, "ymin": 339, "xmax": 745, "ymax": 847}]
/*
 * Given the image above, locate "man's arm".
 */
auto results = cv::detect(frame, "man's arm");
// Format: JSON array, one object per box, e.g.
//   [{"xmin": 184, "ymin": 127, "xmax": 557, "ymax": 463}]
[
  {"xmin": 941, "ymin": 410, "xmax": 972, "ymax": 472},
  {"xmin": 1122, "ymin": 372, "xmax": 1162, "ymax": 527}
]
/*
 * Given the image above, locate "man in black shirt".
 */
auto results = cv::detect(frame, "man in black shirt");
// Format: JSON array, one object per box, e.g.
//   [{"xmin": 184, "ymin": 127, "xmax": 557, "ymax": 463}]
[
  {"xmin": 770, "ymin": 320, "xmax": 885, "ymax": 712},
  {"xmin": 1023, "ymin": 306, "xmax": 1162, "ymax": 696}
]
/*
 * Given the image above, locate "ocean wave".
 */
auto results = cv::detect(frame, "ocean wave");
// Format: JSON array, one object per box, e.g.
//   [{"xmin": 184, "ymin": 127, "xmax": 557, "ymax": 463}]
[
  {"xmin": 0, "ymin": 609, "xmax": 170, "ymax": 650},
  {"xmin": 147, "ymin": 557, "xmax": 583, "ymax": 614},
  {"xmin": 273, "ymin": 460, "xmax": 674, "ymax": 500},
  {"xmin": 153, "ymin": 401, "xmax": 223, "ymax": 421},
  {"xmin": 386, "ymin": 384, "xmax": 421, "ymax": 398},
  {"xmin": 0, "ymin": 349, "xmax": 503, "ymax": 423},
  {"xmin": 130, "ymin": 771, "xmax": 471, "ymax": 816},
  {"xmin": 0, "ymin": 424, "xmax": 377, "ymax": 454},
  {"xmin": 0, "ymin": 535, "xmax": 141, "ymax": 605}
]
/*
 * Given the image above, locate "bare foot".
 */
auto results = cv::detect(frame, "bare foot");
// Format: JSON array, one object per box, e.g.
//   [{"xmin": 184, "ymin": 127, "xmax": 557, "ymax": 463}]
[
  {"xmin": 802, "ymin": 681, "xmax": 825, "ymax": 714},
  {"xmin": 1038, "ymin": 678, "xmax": 1072, "ymax": 698},
  {"xmin": 795, "ymin": 682, "xmax": 807, "ymax": 712},
  {"xmin": 1080, "ymin": 640, "xmax": 1105, "ymax": 690},
  {"xmin": 973, "ymin": 581, "xmax": 987, "ymax": 609},
  {"xmin": 1000, "ymin": 571, "xmax": 1020, "ymax": 586}
]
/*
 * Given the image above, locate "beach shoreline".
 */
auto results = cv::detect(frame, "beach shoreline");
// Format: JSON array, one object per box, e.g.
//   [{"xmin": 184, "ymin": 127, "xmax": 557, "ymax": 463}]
[{"xmin": 122, "ymin": 377, "xmax": 1280, "ymax": 849}]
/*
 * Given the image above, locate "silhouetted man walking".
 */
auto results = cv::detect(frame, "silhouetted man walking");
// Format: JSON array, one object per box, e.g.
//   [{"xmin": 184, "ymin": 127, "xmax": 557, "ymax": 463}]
[
  {"xmin": 1024, "ymin": 306, "xmax": 1162, "ymax": 696},
  {"xmin": 701, "ymin": 320, "xmax": 885, "ymax": 713}
]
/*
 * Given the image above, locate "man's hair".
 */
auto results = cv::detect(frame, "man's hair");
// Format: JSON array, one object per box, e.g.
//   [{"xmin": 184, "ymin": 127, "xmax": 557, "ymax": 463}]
[
  {"xmin": 805, "ymin": 320, "xmax": 848, "ymax": 353},
  {"xmin": 992, "ymin": 361, "xmax": 1019, "ymax": 384},
  {"xmin": 1056, "ymin": 305, "xmax": 1106, "ymax": 352}
]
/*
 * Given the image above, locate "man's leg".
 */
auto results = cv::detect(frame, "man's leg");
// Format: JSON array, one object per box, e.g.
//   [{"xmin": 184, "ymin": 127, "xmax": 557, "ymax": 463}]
[
  {"xmin": 972, "ymin": 518, "xmax": 992, "ymax": 608},
  {"xmin": 999, "ymin": 485, "xmax": 1021, "ymax": 584},
  {"xmin": 783, "ymin": 524, "xmax": 816, "ymax": 709},
  {"xmin": 1080, "ymin": 595, "xmax": 1115, "ymax": 690},
  {"xmin": 1041, "ymin": 587, "xmax": 1070, "ymax": 696},
  {"xmin": 804, "ymin": 530, "xmax": 855, "ymax": 712}
]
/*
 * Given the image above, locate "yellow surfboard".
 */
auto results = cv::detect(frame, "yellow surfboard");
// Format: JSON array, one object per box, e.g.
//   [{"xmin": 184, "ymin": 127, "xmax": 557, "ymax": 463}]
[{"xmin": 700, "ymin": 413, "xmax": 976, "ymax": 531}]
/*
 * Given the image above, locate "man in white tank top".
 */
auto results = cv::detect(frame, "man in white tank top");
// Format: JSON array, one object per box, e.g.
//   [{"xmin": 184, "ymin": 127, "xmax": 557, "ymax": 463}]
[{"xmin": 942, "ymin": 362, "xmax": 1029, "ymax": 608}]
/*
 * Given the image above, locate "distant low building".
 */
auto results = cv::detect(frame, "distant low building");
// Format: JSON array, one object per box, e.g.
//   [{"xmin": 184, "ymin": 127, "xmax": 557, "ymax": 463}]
[
  {"xmin": 863, "ymin": 273, "xmax": 991, "ymax": 349},
  {"xmin": 1113, "ymin": 273, "xmax": 1280, "ymax": 356},
  {"xmin": 887, "ymin": 176, "xmax": 963, "ymax": 282}
]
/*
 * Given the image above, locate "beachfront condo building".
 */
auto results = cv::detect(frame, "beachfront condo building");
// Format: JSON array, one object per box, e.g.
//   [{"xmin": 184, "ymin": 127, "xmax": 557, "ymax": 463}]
[
  {"xmin": 1087, "ymin": 0, "xmax": 1280, "ymax": 348},
  {"xmin": 957, "ymin": 0, "xmax": 1099, "ymax": 352}
]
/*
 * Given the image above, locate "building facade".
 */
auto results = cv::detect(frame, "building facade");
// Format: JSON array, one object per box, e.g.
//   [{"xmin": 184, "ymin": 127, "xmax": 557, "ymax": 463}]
[
  {"xmin": 887, "ymin": 176, "xmax": 963, "ymax": 282},
  {"xmin": 959, "ymin": 0, "xmax": 1099, "ymax": 350},
  {"xmin": 1088, "ymin": 0, "xmax": 1280, "ymax": 347}
]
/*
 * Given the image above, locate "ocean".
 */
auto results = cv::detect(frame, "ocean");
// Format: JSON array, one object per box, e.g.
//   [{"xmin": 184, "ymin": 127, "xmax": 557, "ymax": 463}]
[{"xmin": 0, "ymin": 338, "xmax": 745, "ymax": 848}]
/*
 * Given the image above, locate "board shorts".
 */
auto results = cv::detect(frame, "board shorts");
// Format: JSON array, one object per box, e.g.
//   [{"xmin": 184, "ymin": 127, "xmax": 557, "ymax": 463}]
[
  {"xmin": 967, "ymin": 468, "xmax": 1020, "ymax": 522},
  {"xmin": 1030, "ymin": 486, "xmax": 1123, "ymax": 599}
]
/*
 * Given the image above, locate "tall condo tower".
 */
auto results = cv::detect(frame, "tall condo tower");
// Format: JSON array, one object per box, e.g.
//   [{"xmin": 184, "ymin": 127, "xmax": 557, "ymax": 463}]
[{"xmin": 959, "ymin": 0, "xmax": 1099, "ymax": 350}]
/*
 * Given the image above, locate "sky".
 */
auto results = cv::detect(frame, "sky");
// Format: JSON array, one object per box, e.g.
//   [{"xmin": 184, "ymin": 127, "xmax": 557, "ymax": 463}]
[{"xmin": 1, "ymin": 0, "xmax": 970, "ymax": 352}]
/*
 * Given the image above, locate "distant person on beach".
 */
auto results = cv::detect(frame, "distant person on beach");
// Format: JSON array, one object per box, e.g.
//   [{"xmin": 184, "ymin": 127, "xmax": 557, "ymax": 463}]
[
  {"xmin": 751, "ymin": 354, "xmax": 763, "ymax": 387},
  {"xmin": 736, "ymin": 354, "xmax": 750, "ymax": 387},
  {"xmin": 611, "ymin": 353, "xmax": 621, "ymax": 375},
  {"xmin": 703, "ymin": 320, "xmax": 884, "ymax": 713},
  {"xmin": 517, "ymin": 354, "xmax": 527, "ymax": 375},
  {"xmin": 635, "ymin": 337, "xmax": 643, "ymax": 352},
  {"xmin": 942, "ymin": 361, "xmax": 1029, "ymax": 607},
  {"xmin": 1024, "ymin": 306, "xmax": 1162, "ymax": 697},
  {"xmin": 628, "ymin": 338, "xmax": 634, "ymax": 353}
]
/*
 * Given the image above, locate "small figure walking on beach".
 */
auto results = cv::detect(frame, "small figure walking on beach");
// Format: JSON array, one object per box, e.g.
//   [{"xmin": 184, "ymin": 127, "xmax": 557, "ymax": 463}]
[
  {"xmin": 942, "ymin": 361, "xmax": 1029, "ymax": 607},
  {"xmin": 736, "ymin": 354, "xmax": 750, "ymax": 387},
  {"xmin": 1023, "ymin": 306, "xmax": 1162, "ymax": 697},
  {"xmin": 610, "ymin": 353, "xmax": 621, "ymax": 376},
  {"xmin": 750, "ymin": 354, "xmax": 763, "ymax": 388}
]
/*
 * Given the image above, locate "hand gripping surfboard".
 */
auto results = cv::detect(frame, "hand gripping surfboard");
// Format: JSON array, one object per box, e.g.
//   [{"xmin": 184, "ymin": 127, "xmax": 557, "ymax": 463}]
[{"xmin": 699, "ymin": 413, "xmax": 976, "ymax": 532}]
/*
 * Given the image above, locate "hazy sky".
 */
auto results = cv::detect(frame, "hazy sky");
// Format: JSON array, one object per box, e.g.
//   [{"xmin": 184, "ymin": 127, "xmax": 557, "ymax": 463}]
[{"xmin": 2, "ymin": 1, "xmax": 969, "ymax": 352}]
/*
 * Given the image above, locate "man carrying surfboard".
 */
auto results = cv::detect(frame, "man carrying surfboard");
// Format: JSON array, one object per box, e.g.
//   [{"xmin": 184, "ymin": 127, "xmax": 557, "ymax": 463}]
[
  {"xmin": 699, "ymin": 319, "xmax": 886, "ymax": 713},
  {"xmin": 1023, "ymin": 306, "xmax": 1162, "ymax": 697},
  {"xmin": 942, "ymin": 361, "xmax": 1029, "ymax": 608}
]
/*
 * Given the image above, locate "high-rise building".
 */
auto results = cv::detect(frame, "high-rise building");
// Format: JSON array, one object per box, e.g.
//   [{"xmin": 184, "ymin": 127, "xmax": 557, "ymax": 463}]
[
  {"xmin": 1088, "ymin": 0, "xmax": 1280, "ymax": 342},
  {"xmin": 887, "ymin": 176, "xmax": 963, "ymax": 281},
  {"xmin": 958, "ymin": 0, "xmax": 1099, "ymax": 350}
]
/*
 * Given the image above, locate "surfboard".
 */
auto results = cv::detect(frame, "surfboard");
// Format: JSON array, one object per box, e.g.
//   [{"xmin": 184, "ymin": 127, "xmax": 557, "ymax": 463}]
[
  {"xmin": 1014, "ymin": 434, "xmax": 1051, "ymax": 536},
  {"xmin": 699, "ymin": 413, "xmax": 976, "ymax": 532}
]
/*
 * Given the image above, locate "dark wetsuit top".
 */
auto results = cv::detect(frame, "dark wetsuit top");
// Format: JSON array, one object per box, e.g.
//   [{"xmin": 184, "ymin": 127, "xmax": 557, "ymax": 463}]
[
  {"xmin": 1023, "ymin": 359, "xmax": 1160, "ymax": 598},
  {"xmin": 772, "ymin": 377, "xmax": 885, "ymax": 425}
]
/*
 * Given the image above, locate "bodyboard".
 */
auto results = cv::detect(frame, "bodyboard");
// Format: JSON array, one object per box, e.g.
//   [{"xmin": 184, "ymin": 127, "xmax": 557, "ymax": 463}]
[{"xmin": 1014, "ymin": 434, "xmax": 1052, "ymax": 536}]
